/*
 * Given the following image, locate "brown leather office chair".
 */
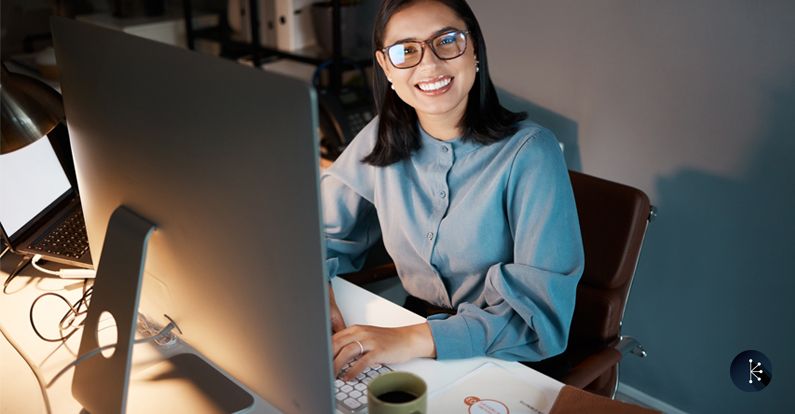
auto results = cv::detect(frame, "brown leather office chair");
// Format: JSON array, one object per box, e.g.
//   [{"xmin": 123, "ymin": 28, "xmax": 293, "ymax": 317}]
[
  {"xmin": 341, "ymin": 170, "xmax": 655, "ymax": 398},
  {"xmin": 525, "ymin": 170, "xmax": 654, "ymax": 397}
]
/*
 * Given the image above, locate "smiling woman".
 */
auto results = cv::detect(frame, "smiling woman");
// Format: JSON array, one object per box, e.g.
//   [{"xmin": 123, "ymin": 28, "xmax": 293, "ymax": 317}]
[
  {"xmin": 322, "ymin": 0, "xmax": 584, "ymax": 383},
  {"xmin": 364, "ymin": 0, "xmax": 529, "ymax": 163}
]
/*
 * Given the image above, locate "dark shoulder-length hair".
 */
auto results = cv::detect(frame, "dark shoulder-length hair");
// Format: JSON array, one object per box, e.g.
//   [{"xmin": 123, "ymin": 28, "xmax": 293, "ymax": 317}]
[{"xmin": 362, "ymin": 0, "xmax": 527, "ymax": 167}]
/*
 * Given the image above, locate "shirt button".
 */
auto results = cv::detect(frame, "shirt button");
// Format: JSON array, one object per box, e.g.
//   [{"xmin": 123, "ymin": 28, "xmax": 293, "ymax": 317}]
[
  {"xmin": 427, "ymin": 232, "xmax": 434, "ymax": 241},
  {"xmin": 439, "ymin": 191, "xmax": 446, "ymax": 198},
  {"xmin": 442, "ymin": 146, "xmax": 449, "ymax": 152}
]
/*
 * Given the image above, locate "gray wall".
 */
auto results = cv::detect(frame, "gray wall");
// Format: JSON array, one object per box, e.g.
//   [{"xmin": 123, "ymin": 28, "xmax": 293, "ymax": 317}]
[{"xmin": 467, "ymin": 0, "xmax": 795, "ymax": 412}]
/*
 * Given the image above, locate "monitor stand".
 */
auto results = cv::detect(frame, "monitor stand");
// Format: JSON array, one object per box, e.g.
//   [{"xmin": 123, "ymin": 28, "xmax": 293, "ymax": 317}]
[{"xmin": 71, "ymin": 206, "xmax": 254, "ymax": 414}]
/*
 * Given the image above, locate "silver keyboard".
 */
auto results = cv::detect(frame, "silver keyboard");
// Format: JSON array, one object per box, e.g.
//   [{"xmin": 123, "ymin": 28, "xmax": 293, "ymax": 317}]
[{"xmin": 335, "ymin": 359, "xmax": 393, "ymax": 414}]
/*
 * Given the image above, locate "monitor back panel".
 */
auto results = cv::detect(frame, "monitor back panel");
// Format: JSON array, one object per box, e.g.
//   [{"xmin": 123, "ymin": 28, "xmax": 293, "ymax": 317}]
[{"xmin": 52, "ymin": 17, "xmax": 333, "ymax": 414}]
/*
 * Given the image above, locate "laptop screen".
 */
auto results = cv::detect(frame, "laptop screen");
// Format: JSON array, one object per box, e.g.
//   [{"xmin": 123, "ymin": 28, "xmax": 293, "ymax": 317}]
[{"xmin": 0, "ymin": 137, "xmax": 72, "ymax": 237}]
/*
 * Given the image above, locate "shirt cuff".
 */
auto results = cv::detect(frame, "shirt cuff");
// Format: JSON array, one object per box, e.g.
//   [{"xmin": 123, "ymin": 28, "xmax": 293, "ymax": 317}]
[{"xmin": 427, "ymin": 314, "xmax": 475, "ymax": 360}]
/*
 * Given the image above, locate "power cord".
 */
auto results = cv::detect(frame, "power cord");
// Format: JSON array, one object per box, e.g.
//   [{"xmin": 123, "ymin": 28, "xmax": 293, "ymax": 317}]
[
  {"xmin": 137, "ymin": 312, "xmax": 179, "ymax": 347},
  {"xmin": 47, "ymin": 317, "xmax": 181, "ymax": 386},
  {"xmin": 29, "ymin": 280, "xmax": 92, "ymax": 343},
  {"xmin": 3, "ymin": 255, "xmax": 32, "ymax": 294},
  {"xmin": 30, "ymin": 254, "xmax": 96, "ymax": 279},
  {"xmin": 2, "ymin": 255, "xmax": 177, "ymax": 412},
  {"xmin": 1, "ymin": 316, "xmax": 180, "ymax": 414},
  {"xmin": 0, "ymin": 320, "xmax": 53, "ymax": 414}
]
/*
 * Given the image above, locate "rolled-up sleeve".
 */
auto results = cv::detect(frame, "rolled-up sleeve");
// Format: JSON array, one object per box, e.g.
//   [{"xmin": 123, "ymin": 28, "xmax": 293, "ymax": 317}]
[{"xmin": 427, "ymin": 131, "xmax": 584, "ymax": 361}]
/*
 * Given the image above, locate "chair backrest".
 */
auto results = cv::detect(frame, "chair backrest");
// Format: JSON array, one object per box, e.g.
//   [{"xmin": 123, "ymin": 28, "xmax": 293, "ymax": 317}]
[{"xmin": 565, "ymin": 171, "xmax": 652, "ymax": 362}]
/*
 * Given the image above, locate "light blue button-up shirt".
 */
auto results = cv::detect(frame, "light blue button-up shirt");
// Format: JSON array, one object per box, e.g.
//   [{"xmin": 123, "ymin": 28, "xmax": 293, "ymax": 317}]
[{"xmin": 322, "ymin": 118, "xmax": 584, "ymax": 361}]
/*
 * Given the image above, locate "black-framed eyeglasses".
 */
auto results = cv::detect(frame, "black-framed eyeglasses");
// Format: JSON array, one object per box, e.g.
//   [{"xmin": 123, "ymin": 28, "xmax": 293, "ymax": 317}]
[{"xmin": 381, "ymin": 30, "xmax": 471, "ymax": 69}]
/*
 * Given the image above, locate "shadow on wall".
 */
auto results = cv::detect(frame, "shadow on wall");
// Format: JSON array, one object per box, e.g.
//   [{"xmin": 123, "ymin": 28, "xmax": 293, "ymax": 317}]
[
  {"xmin": 496, "ymin": 87, "xmax": 582, "ymax": 172},
  {"xmin": 620, "ymin": 86, "xmax": 795, "ymax": 413}
]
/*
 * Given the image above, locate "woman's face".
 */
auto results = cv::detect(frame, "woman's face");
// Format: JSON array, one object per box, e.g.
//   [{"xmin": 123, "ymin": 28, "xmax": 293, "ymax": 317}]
[{"xmin": 376, "ymin": 0, "xmax": 477, "ymax": 128}]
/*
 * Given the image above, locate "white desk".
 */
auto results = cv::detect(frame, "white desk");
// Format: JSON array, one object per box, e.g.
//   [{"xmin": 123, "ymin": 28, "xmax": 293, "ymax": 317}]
[{"xmin": 0, "ymin": 255, "xmax": 563, "ymax": 413}]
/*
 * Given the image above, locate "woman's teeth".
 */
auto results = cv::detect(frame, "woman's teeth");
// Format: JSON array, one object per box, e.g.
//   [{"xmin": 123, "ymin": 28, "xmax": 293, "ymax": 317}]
[{"xmin": 417, "ymin": 78, "xmax": 451, "ymax": 91}]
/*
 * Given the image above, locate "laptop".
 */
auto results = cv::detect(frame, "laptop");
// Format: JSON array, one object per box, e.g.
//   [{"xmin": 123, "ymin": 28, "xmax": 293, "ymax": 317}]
[{"xmin": 0, "ymin": 134, "xmax": 93, "ymax": 273}]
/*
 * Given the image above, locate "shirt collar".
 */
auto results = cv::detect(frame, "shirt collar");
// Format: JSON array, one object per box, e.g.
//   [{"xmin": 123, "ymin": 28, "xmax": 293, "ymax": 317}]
[{"xmin": 417, "ymin": 122, "xmax": 482, "ymax": 161}]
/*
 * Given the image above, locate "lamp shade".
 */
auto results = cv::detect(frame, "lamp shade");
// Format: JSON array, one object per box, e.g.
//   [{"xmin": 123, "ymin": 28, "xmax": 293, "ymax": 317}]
[{"xmin": 1, "ymin": 63, "xmax": 65, "ymax": 154}]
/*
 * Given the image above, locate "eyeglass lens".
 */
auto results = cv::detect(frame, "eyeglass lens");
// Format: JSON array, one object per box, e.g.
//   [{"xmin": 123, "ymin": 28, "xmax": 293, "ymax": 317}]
[{"xmin": 387, "ymin": 31, "xmax": 468, "ymax": 68}]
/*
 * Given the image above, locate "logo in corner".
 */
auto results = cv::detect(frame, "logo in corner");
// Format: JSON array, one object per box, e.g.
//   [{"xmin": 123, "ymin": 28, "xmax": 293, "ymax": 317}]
[{"xmin": 731, "ymin": 350, "xmax": 772, "ymax": 391}]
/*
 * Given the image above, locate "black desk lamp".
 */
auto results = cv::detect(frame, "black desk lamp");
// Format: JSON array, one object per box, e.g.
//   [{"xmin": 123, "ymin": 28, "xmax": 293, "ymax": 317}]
[{"xmin": 1, "ymin": 62, "xmax": 65, "ymax": 154}]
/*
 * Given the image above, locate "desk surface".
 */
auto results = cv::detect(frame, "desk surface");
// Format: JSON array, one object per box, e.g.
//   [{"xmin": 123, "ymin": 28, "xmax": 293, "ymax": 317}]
[{"xmin": 0, "ymin": 254, "xmax": 563, "ymax": 413}]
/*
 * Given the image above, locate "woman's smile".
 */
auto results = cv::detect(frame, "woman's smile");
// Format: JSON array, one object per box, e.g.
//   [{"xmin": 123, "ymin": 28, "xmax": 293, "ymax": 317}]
[{"xmin": 415, "ymin": 76, "xmax": 454, "ymax": 95}]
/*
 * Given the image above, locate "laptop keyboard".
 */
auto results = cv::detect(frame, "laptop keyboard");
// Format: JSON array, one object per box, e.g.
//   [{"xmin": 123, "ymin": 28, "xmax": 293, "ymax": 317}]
[
  {"xmin": 28, "ymin": 209, "xmax": 89, "ymax": 259},
  {"xmin": 335, "ymin": 359, "xmax": 393, "ymax": 413}
]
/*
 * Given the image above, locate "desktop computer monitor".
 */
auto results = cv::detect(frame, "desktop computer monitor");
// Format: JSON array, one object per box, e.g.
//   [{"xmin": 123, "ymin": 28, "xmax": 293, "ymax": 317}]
[{"xmin": 52, "ymin": 17, "xmax": 334, "ymax": 414}]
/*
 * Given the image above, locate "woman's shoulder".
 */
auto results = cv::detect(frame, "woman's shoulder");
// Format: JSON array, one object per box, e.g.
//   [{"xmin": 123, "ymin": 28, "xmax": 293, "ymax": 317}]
[
  {"xmin": 501, "ymin": 119, "xmax": 560, "ymax": 156},
  {"xmin": 492, "ymin": 120, "xmax": 568, "ymax": 184},
  {"xmin": 509, "ymin": 119, "xmax": 555, "ymax": 142}
]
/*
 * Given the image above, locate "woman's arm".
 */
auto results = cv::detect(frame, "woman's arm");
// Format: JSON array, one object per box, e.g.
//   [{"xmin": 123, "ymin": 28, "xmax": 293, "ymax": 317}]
[
  {"xmin": 322, "ymin": 174, "xmax": 382, "ymax": 279},
  {"xmin": 428, "ymin": 131, "xmax": 584, "ymax": 362},
  {"xmin": 323, "ymin": 180, "xmax": 433, "ymax": 380},
  {"xmin": 321, "ymin": 119, "xmax": 382, "ymax": 281}
]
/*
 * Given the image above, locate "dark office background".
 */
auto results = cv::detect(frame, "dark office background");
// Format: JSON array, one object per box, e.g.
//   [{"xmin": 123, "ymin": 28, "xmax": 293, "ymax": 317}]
[
  {"xmin": 0, "ymin": 0, "xmax": 381, "ymax": 61},
  {"xmin": 3, "ymin": 1, "xmax": 794, "ymax": 413},
  {"xmin": 1, "ymin": 1, "xmax": 226, "ymax": 60}
]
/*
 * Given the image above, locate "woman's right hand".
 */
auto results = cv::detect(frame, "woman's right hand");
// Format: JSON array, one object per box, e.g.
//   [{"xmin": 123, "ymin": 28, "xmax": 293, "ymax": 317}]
[
  {"xmin": 329, "ymin": 283, "xmax": 346, "ymax": 333},
  {"xmin": 331, "ymin": 323, "xmax": 436, "ymax": 380}
]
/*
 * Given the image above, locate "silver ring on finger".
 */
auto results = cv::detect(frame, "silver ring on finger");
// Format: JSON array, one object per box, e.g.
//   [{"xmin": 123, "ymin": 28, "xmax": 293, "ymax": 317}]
[{"xmin": 355, "ymin": 340, "xmax": 364, "ymax": 356}]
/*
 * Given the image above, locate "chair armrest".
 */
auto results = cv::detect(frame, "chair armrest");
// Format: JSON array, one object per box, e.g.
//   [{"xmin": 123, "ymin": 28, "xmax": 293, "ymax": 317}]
[
  {"xmin": 338, "ymin": 263, "xmax": 398, "ymax": 286},
  {"xmin": 559, "ymin": 346, "xmax": 623, "ymax": 389},
  {"xmin": 559, "ymin": 335, "xmax": 647, "ymax": 389},
  {"xmin": 616, "ymin": 335, "xmax": 647, "ymax": 358}
]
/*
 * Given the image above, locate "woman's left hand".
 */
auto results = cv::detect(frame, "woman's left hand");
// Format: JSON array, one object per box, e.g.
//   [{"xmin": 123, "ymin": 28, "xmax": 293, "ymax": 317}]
[{"xmin": 332, "ymin": 323, "xmax": 437, "ymax": 381}]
